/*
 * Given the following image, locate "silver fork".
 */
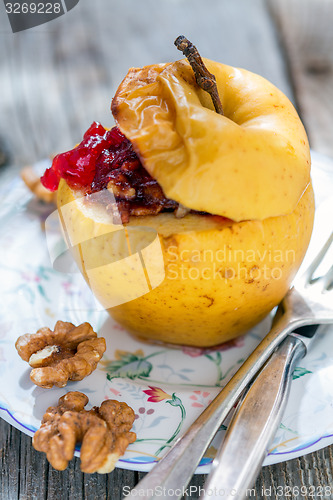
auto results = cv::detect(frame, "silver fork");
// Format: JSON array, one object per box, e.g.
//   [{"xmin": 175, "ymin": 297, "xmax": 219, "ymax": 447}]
[
  {"xmin": 126, "ymin": 232, "xmax": 333, "ymax": 500},
  {"xmin": 201, "ymin": 324, "xmax": 320, "ymax": 499},
  {"xmin": 202, "ymin": 231, "xmax": 333, "ymax": 498}
]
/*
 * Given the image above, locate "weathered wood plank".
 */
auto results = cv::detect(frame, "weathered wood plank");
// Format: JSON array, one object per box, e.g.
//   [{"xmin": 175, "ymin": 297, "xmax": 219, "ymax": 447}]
[
  {"xmin": 0, "ymin": 419, "xmax": 20, "ymax": 500},
  {"xmin": 0, "ymin": 0, "xmax": 332, "ymax": 499},
  {"xmin": 255, "ymin": 448, "xmax": 333, "ymax": 500},
  {"xmin": 269, "ymin": 0, "xmax": 333, "ymax": 157},
  {"xmin": 0, "ymin": 0, "xmax": 293, "ymax": 167},
  {"xmin": 2, "ymin": 417, "xmax": 333, "ymax": 499}
]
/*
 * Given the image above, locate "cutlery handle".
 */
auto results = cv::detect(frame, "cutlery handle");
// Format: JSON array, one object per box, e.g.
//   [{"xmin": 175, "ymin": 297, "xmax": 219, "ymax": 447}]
[
  {"xmin": 125, "ymin": 310, "xmax": 306, "ymax": 500},
  {"xmin": 201, "ymin": 335, "xmax": 306, "ymax": 500}
]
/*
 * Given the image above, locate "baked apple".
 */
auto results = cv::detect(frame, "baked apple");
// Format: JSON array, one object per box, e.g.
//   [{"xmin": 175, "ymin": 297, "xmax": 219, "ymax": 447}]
[{"xmin": 42, "ymin": 38, "xmax": 314, "ymax": 347}]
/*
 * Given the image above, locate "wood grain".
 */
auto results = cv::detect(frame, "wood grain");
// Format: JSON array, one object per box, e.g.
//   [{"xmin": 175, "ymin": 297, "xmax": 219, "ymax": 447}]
[
  {"xmin": 0, "ymin": 0, "xmax": 332, "ymax": 499},
  {"xmin": 269, "ymin": 0, "xmax": 333, "ymax": 157}
]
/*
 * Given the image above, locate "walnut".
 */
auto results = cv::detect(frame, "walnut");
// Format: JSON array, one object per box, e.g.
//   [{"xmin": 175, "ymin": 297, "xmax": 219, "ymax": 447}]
[
  {"xmin": 33, "ymin": 391, "xmax": 136, "ymax": 473},
  {"xmin": 107, "ymin": 178, "xmax": 136, "ymax": 200},
  {"xmin": 15, "ymin": 321, "xmax": 106, "ymax": 388},
  {"xmin": 175, "ymin": 203, "xmax": 191, "ymax": 218},
  {"xmin": 21, "ymin": 166, "xmax": 57, "ymax": 203}
]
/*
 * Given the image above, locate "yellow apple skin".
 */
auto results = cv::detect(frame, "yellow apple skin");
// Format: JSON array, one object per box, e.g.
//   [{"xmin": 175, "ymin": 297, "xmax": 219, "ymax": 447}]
[
  {"xmin": 57, "ymin": 180, "xmax": 314, "ymax": 347},
  {"xmin": 55, "ymin": 58, "xmax": 313, "ymax": 347},
  {"xmin": 112, "ymin": 59, "xmax": 311, "ymax": 221}
]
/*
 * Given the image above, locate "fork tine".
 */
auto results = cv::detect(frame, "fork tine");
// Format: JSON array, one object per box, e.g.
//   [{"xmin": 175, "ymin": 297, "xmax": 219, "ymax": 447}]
[
  {"xmin": 302, "ymin": 231, "xmax": 333, "ymax": 284},
  {"xmin": 322, "ymin": 264, "xmax": 333, "ymax": 291}
]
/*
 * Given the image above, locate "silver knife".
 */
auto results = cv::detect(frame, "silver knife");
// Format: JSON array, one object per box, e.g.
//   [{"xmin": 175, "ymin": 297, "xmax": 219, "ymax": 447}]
[{"xmin": 201, "ymin": 325, "xmax": 320, "ymax": 500}]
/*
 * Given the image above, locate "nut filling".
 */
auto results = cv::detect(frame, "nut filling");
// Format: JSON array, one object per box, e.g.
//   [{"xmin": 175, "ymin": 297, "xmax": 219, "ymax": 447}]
[
  {"xmin": 15, "ymin": 321, "xmax": 106, "ymax": 388},
  {"xmin": 33, "ymin": 391, "xmax": 136, "ymax": 473},
  {"xmin": 40, "ymin": 122, "xmax": 206, "ymax": 224}
]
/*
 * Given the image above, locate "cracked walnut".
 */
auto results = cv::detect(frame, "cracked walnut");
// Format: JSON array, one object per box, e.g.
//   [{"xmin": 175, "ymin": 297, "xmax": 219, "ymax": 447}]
[
  {"xmin": 33, "ymin": 391, "xmax": 136, "ymax": 473},
  {"xmin": 21, "ymin": 166, "xmax": 57, "ymax": 203},
  {"xmin": 15, "ymin": 321, "xmax": 106, "ymax": 388}
]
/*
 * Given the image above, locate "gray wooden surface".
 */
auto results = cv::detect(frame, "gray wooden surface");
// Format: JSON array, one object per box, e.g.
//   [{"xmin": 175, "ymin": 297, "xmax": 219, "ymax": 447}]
[{"xmin": 1, "ymin": 0, "xmax": 333, "ymax": 498}]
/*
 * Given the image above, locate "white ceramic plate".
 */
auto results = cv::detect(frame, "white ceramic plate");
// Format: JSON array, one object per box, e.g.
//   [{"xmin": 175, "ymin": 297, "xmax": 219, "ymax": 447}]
[{"xmin": 0, "ymin": 153, "xmax": 332, "ymax": 473}]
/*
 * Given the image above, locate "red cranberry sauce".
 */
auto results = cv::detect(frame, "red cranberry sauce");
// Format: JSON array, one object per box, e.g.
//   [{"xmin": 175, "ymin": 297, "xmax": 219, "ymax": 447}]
[
  {"xmin": 41, "ymin": 122, "xmax": 178, "ymax": 222},
  {"xmin": 41, "ymin": 122, "xmax": 138, "ymax": 191}
]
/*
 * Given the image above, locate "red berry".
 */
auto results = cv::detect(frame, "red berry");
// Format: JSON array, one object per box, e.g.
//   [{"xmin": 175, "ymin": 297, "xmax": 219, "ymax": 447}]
[
  {"xmin": 40, "ymin": 166, "xmax": 60, "ymax": 191},
  {"xmin": 40, "ymin": 121, "xmax": 146, "ymax": 193}
]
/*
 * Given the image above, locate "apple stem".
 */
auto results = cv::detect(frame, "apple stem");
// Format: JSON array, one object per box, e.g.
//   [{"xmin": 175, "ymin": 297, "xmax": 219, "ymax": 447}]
[{"xmin": 174, "ymin": 35, "xmax": 224, "ymax": 115}]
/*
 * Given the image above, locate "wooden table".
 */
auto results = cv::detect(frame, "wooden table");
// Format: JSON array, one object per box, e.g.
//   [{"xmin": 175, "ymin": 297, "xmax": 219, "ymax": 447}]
[{"xmin": 1, "ymin": 0, "xmax": 333, "ymax": 498}]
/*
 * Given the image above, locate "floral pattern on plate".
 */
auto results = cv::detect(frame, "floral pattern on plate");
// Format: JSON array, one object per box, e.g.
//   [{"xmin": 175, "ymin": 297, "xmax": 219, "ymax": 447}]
[{"xmin": 0, "ymin": 154, "xmax": 333, "ymax": 472}]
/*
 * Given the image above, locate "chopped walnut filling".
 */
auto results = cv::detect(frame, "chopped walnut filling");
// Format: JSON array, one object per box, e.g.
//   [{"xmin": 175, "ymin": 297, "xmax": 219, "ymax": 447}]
[
  {"xmin": 92, "ymin": 163, "xmax": 179, "ymax": 224},
  {"xmin": 41, "ymin": 122, "xmax": 197, "ymax": 224},
  {"xmin": 15, "ymin": 321, "xmax": 106, "ymax": 388},
  {"xmin": 33, "ymin": 391, "xmax": 136, "ymax": 473}
]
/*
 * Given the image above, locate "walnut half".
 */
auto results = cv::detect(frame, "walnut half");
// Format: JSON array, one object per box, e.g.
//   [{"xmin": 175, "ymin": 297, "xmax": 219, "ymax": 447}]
[
  {"xmin": 15, "ymin": 321, "xmax": 106, "ymax": 388},
  {"xmin": 21, "ymin": 166, "xmax": 57, "ymax": 203},
  {"xmin": 33, "ymin": 391, "xmax": 136, "ymax": 473}
]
